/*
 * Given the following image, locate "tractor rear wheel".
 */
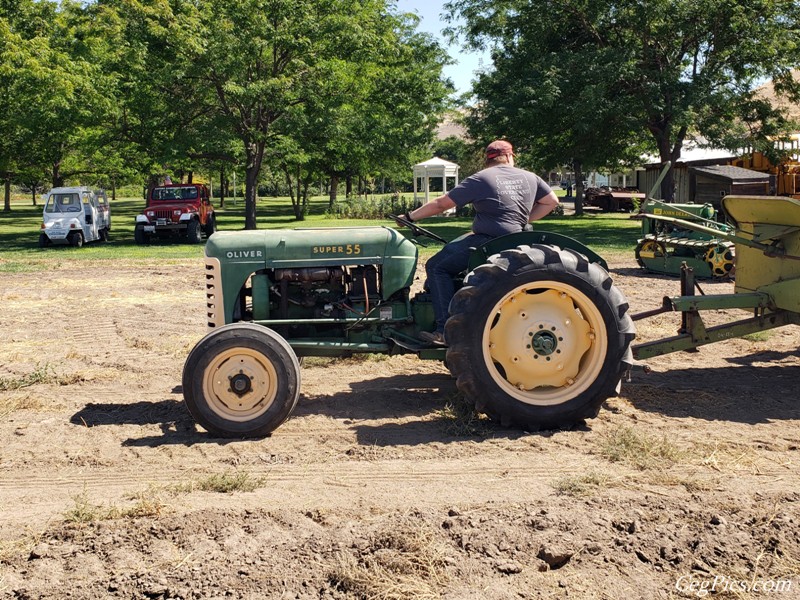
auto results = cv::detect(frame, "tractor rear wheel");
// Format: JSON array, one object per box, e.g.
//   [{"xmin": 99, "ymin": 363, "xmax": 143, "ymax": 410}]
[
  {"xmin": 183, "ymin": 323, "xmax": 301, "ymax": 437},
  {"xmin": 445, "ymin": 245, "xmax": 635, "ymax": 431}
]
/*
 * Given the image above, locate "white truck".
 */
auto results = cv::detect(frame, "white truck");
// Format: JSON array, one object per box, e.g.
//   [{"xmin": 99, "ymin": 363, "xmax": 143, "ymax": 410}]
[{"xmin": 39, "ymin": 187, "xmax": 111, "ymax": 248}]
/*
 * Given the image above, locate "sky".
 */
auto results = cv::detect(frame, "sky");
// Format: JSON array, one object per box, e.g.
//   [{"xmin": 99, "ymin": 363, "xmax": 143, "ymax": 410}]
[{"xmin": 394, "ymin": 0, "xmax": 489, "ymax": 97}]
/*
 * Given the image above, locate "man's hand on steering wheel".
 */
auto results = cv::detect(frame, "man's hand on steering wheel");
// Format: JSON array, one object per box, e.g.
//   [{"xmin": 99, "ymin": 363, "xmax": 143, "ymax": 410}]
[
  {"xmin": 389, "ymin": 213, "xmax": 448, "ymax": 245},
  {"xmin": 393, "ymin": 211, "xmax": 415, "ymax": 229}
]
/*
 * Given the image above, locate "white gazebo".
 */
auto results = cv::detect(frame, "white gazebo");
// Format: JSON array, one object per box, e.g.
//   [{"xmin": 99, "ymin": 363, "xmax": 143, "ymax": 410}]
[{"xmin": 413, "ymin": 157, "xmax": 460, "ymax": 214}]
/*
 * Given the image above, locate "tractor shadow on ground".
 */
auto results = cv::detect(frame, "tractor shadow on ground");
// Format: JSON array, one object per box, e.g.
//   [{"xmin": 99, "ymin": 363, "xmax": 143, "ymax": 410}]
[
  {"xmin": 72, "ymin": 372, "xmax": 518, "ymax": 447},
  {"xmin": 70, "ymin": 399, "xmax": 210, "ymax": 447},
  {"xmin": 625, "ymin": 357, "xmax": 800, "ymax": 424},
  {"xmin": 295, "ymin": 372, "xmax": 563, "ymax": 446},
  {"xmin": 293, "ymin": 372, "xmax": 455, "ymax": 421}
]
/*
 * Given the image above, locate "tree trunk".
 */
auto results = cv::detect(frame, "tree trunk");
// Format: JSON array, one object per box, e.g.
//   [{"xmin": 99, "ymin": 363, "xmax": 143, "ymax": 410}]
[
  {"xmin": 244, "ymin": 143, "xmax": 264, "ymax": 230},
  {"xmin": 328, "ymin": 174, "xmax": 339, "ymax": 208},
  {"xmin": 651, "ymin": 124, "xmax": 686, "ymax": 202},
  {"xmin": 244, "ymin": 167, "xmax": 259, "ymax": 230},
  {"xmin": 3, "ymin": 176, "xmax": 10, "ymax": 212},
  {"xmin": 346, "ymin": 174, "xmax": 353, "ymax": 197},
  {"xmin": 301, "ymin": 177, "xmax": 310, "ymax": 219},
  {"xmin": 146, "ymin": 174, "xmax": 160, "ymax": 202},
  {"xmin": 187, "ymin": 171, "xmax": 193, "ymax": 184},
  {"xmin": 296, "ymin": 166, "xmax": 305, "ymax": 221},
  {"xmin": 52, "ymin": 160, "xmax": 64, "ymax": 188},
  {"xmin": 219, "ymin": 166, "xmax": 226, "ymax": 208},
  {"xmin": 572, "ymin": 159, "xmax": 584, "ymax": 216},
  {"xmin": 31, "ymin": 186, "xmax": 37, "ymax": 206}
]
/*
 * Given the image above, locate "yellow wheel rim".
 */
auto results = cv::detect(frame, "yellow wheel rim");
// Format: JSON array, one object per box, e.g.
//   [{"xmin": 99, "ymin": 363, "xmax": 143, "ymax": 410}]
[
  {"xmin": 638, "ymin": 239, "xmax": 665, "ymax": 258},
  {"xmin": 482, "ymin": 282, "xmax": 607, "ymax": 406},
  {"xmin": 705, "ymin": 245, "xmax": 734, "ymax": 277},
  {"xmin": 201, "ymin": 347, "xmax": 279, "ymax": 422}
]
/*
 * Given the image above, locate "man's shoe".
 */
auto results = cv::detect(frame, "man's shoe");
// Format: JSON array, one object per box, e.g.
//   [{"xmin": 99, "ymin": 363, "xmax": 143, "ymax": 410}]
[{"xmin": 419, "ymin": 331, "xmax": 447, "ymax": 346}]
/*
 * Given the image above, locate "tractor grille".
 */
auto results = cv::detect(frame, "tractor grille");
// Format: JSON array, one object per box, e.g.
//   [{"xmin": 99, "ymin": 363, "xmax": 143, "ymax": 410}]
[{"xmin": 205, "ymin": 257, "xmax": 224, "ymax": 329}]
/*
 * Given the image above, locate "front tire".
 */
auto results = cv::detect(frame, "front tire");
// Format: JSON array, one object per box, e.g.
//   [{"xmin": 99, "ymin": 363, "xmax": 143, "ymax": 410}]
[
  {"xmin": 186, "ymin": 219, "xmax": 201, "ymax": 244},
  {"xmin": 182, "ymin": 323, "xmax": 301, "ymax": 437},
  {"xmin": 134, "ymin": 226, "xmax": 149, "ymax": 245},
  {"xmin": 445, "ymin": 245, "xmax": 635, "ymax": 431},
  {"xmin": 204, "ymin": 215, "xmax": 217, "ymax": 238}
]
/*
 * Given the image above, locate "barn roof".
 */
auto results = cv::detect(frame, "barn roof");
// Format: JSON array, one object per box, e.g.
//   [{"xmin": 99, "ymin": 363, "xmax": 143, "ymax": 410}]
[{"xmin": 689, "ymin": 164, "xmax": 770, "ymax": 183}]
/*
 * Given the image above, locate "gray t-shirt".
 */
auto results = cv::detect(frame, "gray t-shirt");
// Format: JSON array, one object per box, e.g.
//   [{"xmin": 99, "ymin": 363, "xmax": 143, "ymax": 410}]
[{"xmin": 447, "ymin": 165, "xmax": 553, "ymax": 236}]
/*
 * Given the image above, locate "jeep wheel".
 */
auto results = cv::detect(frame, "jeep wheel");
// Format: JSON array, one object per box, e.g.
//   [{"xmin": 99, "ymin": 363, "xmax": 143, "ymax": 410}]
[
  {"xmin": 445, "ymin": 245, "xmax": 635, "ymax": 431},
  {"xmin": 204, "ymin": 215, "xmax": 217, "ymax": 238},
  {"xmin": 182, "ymin": 323, "xmax": 301, "ymax": 437},
  {"xmin": 134, "ymin": 227, "xmax": 149, "ymax": 245},
  {"xmin": 186, "ymin": 219, "xmax": 201, "ymax": 244},
  {"xmin": 68, "ymin": 231, "xmax": 84, "ymax": 248},
  {"xmin": 38, "ymin": 233, "xmax": 50, "ymax": 248}
]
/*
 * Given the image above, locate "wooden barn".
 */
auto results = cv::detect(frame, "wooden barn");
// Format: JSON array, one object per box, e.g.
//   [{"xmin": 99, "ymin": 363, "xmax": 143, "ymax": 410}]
[
  {"xmin": 637, "ymin": 145, "xmax": 738, "ymax": 201},
  {"xmin": 688, "ymin": 165, "xmax": 770, "ymax": 208}
]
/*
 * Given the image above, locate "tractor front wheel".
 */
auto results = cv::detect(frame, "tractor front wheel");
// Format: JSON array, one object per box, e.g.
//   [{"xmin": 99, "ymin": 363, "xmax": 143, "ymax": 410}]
[
  {"xmin": 445, "ymin": 245, "xmax": 635, "ymax": 431},
  {"xmin": 182, "ymin": 323, "xmax": 301, "ymax": 437}
]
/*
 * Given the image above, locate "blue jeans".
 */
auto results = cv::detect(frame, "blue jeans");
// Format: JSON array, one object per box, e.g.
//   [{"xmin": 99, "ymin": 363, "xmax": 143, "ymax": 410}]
[{"xmin": 425, "ymin": 232, "xmax": 493, "ymax": 333}]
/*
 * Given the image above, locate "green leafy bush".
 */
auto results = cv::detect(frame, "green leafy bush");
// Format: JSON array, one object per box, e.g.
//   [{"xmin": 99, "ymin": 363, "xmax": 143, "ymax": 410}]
[{"xmin": 327, "ymin": 194, "xmax": 415, "ymax": 220}]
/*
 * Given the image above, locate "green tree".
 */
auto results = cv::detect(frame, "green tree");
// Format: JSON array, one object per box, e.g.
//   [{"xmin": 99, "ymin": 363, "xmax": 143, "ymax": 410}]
[
  {"xmin": 186, "ymin": 0, "xmax": 408, "ymax": 229},
  {"xmin": 448, "ymin": 0, "xmax": 800, "ymax": 201},
  {"xmin": 99, "ymin": 0, "xmax": 216, "ymax": 192},
  {"xmin": 288, "ymin": 11, "xmax": 451, "ymax": 212},
  {"xmin": 0, "ymin": 0, "xmax": 62, "ymax": 210}
]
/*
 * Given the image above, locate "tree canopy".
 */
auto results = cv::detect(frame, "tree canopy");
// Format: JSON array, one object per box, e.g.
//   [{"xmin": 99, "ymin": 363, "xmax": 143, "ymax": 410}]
[
  {"xmin": 2, "ymin": 0, "xmax": 453, "ymax": 223},
  {"xmin": 448, "ymin": 0, "xmax": 800, "ymax": 200}
]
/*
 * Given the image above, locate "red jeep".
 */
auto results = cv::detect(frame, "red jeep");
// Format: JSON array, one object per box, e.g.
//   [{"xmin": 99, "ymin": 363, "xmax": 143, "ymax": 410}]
[{"xmin": 134, "ymin": 183, "xmax": 216, "ymax": 244}]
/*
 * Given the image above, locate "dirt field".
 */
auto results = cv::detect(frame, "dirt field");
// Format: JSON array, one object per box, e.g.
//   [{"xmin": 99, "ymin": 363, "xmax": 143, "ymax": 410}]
[{"xmin": 1, "ymin": 252, "xmax": 798, "ymax": 600}]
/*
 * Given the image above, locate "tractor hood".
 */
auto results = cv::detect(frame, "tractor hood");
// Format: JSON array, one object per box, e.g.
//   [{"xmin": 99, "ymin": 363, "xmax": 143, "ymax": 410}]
[
  {"xmin": 207, "ymin": 227, "xmax": 415, "ymax": 267},
  {"xmin": 206, "ymin": 227, "xmax": 418, "ymax": 298}
]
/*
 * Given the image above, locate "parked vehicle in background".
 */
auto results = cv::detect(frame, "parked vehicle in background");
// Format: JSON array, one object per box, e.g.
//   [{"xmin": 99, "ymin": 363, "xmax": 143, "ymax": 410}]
[
  {"xmin": 39, "ymin": 187, "xmax": 110, "ymax": 248},
  {"xmin": 584, "ymin": 186, "xmax": 645, "ymax": 212},
  {"xmin": 134, "ymin": 183, "xmax": 216, "ymax": 244}
]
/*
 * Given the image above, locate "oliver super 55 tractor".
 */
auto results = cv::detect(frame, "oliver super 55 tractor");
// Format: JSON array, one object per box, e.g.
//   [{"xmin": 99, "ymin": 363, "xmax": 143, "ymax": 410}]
[{"xmin": 181, "ymin": 220, "xmax": 636, "ymax": 437}]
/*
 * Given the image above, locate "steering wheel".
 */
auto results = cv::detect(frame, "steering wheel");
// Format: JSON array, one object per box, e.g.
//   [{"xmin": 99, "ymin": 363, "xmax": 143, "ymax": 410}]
[{"xmin": 390, "ymin": 213, "xmax": 448, "ymax": 244}]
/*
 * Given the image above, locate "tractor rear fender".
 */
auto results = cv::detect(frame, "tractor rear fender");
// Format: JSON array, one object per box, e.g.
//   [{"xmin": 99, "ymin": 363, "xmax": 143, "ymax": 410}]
[{"xmin": 468, "ymin": 231, "xmax": 608, "ymax": 272}]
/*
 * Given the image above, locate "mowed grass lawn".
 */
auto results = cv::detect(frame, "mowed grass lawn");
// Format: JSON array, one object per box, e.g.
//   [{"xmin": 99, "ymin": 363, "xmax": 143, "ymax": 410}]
[{"xmin": 0, "ymin": 192, "xmax": 642, "ymax": 271}]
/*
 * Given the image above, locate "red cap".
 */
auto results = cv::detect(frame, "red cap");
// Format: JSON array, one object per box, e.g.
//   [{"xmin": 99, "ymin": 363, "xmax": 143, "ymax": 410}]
[{"xmin": 485, "ymin": 140, "xmax": 514, "ymax": 159}]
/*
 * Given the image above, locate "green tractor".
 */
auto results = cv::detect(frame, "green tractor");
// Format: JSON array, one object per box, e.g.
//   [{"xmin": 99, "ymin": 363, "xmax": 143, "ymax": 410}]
[
  {"xmin": 632, "ymin": 194, "xmax": 800, "ymax": 360},
  {"xmin": 634, "ymin": 199, "xmax": 736, "ymax": 279},
  {"xmin": 182, "ymin": 222, "xmax": 636, "ymax": 437}
]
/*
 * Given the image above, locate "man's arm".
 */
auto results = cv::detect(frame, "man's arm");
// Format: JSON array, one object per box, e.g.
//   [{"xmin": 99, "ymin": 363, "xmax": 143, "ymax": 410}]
[
  {"xmin": 407, "ymin": 195, "xmax": 457, "ymax": 221},
  {"xmin": 528, "ymin": 191, "xmax": 559, "ymax": 222}
]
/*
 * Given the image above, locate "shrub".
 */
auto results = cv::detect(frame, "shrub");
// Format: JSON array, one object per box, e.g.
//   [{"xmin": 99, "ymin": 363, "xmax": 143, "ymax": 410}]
[{"xmin": 326, "ymin": 194, "xmax": 414, "ymax": 220}]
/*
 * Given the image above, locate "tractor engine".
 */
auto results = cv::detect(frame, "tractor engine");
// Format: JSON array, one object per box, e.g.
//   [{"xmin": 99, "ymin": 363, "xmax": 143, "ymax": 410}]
[
  {"xmin": 202, "ymin": 228, "xmax": 420, "ymax": 338},
  {"xmin": 270, "ymin": 265, "xmax": 379, "ymax": 320}
]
